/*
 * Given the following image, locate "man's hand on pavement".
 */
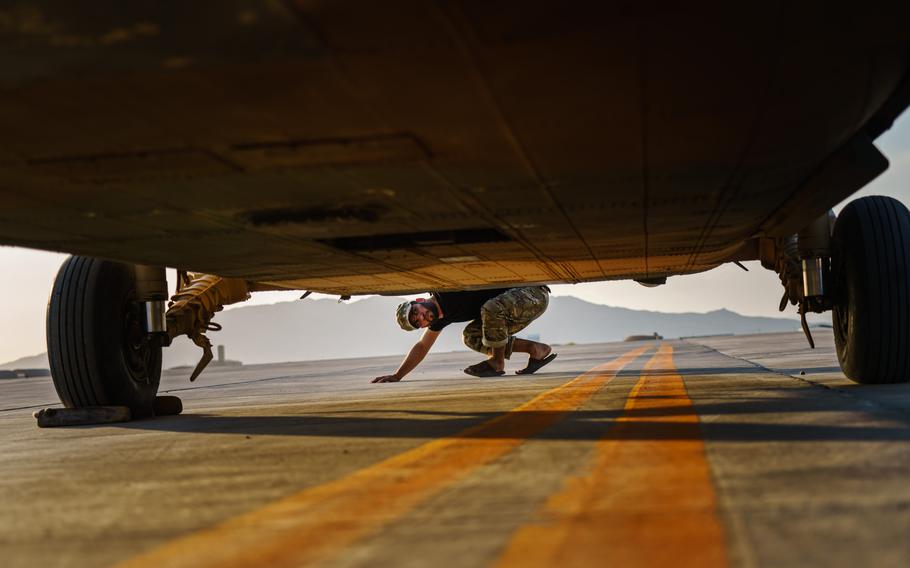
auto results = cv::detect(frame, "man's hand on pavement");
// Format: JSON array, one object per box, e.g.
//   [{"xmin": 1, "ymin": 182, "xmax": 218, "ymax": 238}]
[{"xmin": 371, "ymin": 374, "xmax": 402, "ymax": 383}]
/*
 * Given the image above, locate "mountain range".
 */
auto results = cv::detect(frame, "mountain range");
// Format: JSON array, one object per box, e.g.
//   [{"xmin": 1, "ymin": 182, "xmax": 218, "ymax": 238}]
[{"xmin": 1, "ymin": 295, "xmax": 811, "ymax": 370}]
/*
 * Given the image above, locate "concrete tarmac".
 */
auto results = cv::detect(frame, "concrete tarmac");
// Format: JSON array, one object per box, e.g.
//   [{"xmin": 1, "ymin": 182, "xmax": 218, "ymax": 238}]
[{"xmin": 2, "ymin": 330, "xmax": 910, "ymax": 567}]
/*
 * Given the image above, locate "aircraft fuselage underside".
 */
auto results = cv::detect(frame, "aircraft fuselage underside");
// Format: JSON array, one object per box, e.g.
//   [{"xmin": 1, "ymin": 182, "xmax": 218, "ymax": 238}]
[{"xmin": 0, "ymin": 2, "xmax": 908, "ymax": 295}]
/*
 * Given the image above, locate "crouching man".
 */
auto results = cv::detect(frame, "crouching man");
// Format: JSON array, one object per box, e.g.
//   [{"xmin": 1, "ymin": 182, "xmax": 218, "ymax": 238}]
[{"xmin": 372, "ymin": 286, "xmax": 556, "ymax": 383}]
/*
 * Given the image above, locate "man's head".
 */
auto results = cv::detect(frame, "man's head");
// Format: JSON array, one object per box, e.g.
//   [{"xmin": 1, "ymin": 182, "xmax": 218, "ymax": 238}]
[{"xmin": 395, "ymin": 298, "xmax": 439, "ymax": 331}]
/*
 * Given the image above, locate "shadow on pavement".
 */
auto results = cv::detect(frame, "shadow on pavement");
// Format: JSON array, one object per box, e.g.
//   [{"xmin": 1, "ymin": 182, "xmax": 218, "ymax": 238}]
[
  {"xmin": 613, "ymin": 366, "xmax": 844, "ymax": 377},
  {"xmin": 113, "ymin": 395, "xmax": 910, "ymax": 442}
]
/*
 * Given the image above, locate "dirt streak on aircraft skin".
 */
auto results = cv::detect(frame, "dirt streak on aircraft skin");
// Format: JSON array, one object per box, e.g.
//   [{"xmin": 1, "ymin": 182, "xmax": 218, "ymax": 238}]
[
  {"xmin": 116, "ymin": 345, "xmax": 650, "ymax": 568},
  {"xmin": 496, "ymin": 344, "xmax": 727, "ymax": 568}
]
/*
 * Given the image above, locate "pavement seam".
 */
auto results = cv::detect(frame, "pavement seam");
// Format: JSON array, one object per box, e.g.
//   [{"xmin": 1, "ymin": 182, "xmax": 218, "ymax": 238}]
[
  {"xmin": 0, "ymin": 402, "xmax": 59, "ymax": 413},
  {"xmin": 687, "ymin": 340, "xmax": 910, "ymax": 424}
]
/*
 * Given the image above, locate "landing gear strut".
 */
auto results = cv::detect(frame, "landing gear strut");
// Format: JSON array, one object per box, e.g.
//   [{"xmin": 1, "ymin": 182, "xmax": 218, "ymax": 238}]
[
  {"xmin": 47, "ymin": 257, "xmax": 163, "ymax": 417},
  {"xmin": 46, "ymin": 257, "xmax": 253, "ymax": 419},
  {"xmin": 766, "ymin": 196, "xmax": 910, "ymax": 384}
]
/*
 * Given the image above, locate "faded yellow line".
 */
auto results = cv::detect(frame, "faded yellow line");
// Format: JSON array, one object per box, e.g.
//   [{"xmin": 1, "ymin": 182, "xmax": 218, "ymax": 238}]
[
  {"xmin": 495, "ymin": 344, "xmax": 728, "ymax": 568},
  {"xmin": 118, "ymin": 345, "xmax": 651, "ymax": 568}
]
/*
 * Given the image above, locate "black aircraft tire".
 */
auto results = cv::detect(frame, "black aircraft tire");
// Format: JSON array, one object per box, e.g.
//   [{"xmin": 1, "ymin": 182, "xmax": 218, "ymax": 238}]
[
  {"xmin": 832, "ymin": 196, "xmax": 910, "ymax": 384},
  {"xmin": 46, "ymin": 256, "xmax": 162, "ymax": 416}
]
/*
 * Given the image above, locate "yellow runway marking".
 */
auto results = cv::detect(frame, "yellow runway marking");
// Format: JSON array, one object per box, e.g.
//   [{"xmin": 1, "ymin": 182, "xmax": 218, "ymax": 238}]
[
  {"xmin": 118, "ymin": 345, "xmax": 651, "ymax": 568},
  {"xmin": 495, "ymin": 344, "xmax": 728, "ymax": 568}
]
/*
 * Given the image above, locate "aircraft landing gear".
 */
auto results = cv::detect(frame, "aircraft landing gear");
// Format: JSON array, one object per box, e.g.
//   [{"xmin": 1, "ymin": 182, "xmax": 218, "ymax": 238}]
[
  {"xmin": 764, "ymin": 196, "xmax": 910, "ymax": 384},
  {"xmin": 831, "ymin": 196, "xmax": 910, "ymax": 384},
  {"xmin": 46, "ymin": 257, "xmax": 163, "ymax": 417}
]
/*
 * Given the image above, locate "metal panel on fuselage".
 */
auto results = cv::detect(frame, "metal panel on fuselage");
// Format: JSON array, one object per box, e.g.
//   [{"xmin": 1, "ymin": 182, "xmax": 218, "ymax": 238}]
[{"xmin": 0, "ymin": 2, "xmax": 907, "ymax": 294}]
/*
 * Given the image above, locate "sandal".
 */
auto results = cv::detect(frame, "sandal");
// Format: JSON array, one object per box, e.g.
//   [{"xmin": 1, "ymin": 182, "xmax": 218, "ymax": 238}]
[
  {"xmin": 516, "ymin": 353, "xmax": 557, "ymax": 375},
  {"xmin": 463, "ymin": 360, "xmax": 506, "ymax": 378}
]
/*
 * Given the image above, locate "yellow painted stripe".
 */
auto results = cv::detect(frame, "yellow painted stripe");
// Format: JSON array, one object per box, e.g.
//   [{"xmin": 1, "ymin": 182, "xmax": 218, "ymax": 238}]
[
  {"xmin": 495, "ymin": 344, "xmax": 728, "ymax": 568},
  {"xmin": 117, "ymin": 345, "xmax": 651, "ymax": 568}
]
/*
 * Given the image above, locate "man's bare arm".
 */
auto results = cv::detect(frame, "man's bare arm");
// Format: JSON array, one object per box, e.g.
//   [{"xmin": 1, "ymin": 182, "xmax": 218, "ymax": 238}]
[{"xmin": 372, "ymin": 329, "xmax": 440, "ymax": 383}]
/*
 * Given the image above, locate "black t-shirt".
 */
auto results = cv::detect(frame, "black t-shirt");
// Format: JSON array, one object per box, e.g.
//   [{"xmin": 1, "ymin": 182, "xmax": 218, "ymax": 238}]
[{"xmin": 428, "ymin": 288, "xmax": 509, "ymax": 332}]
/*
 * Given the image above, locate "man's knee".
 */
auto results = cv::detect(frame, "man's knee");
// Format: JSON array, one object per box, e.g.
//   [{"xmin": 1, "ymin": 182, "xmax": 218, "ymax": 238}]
[
  {"xmin": 480, "ymin": 298, "xmax": 509, "ymax": 346},
  {"xmin": 463, "ymin": 333, "xmax": 487, "ymax": 354},
  {"xmin": 462, "ymin": 320, "xmax": 488, "ymax": 354}
]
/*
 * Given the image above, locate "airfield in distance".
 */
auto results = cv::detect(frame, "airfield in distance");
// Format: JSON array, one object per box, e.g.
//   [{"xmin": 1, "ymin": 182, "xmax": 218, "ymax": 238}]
[{"xmin": 3, "ymin": 330, "xmax": 910, "ymax": 567}]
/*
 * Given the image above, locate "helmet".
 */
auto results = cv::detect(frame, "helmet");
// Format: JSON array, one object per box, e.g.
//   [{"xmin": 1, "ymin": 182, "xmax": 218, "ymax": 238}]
[{"xmin": 396, "ymin": 300, "xmax": 416, "ymax": 331}]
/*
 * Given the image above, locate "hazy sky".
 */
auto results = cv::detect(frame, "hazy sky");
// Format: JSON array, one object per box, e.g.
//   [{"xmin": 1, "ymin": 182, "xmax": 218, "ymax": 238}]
[{"xmin": 1, "ymin": 114, "xmax": 908, "ymax": 364}]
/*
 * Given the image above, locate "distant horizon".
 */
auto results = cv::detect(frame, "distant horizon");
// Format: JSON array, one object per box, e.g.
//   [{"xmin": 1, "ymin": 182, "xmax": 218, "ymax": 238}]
[
  {"xmin": 1, "ymin": 294, "xmax": 812, "ymax": 369},
  {"xmin": 2, "ymin": 294, "xmax": 797, "ymax": 367}
]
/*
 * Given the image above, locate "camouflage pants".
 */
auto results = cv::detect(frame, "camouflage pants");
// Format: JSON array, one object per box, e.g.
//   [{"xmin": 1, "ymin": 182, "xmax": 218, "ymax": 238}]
[{"xmin": 463, "ymin": 286, "xmax": 549, "ymax": 359}]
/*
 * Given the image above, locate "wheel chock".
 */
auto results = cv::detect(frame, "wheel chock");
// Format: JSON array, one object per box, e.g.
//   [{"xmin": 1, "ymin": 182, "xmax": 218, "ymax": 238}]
[
  {"xmin": 154, "ymin": 395, "xmax": 183, "ymax": 416},
  {"xmin": 33, "ymin": 406, "xmax": 131, "ymax": 428},
  {"xmin": 34, "ymin": 396, "xmax": 183, "ymax": 427}
]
